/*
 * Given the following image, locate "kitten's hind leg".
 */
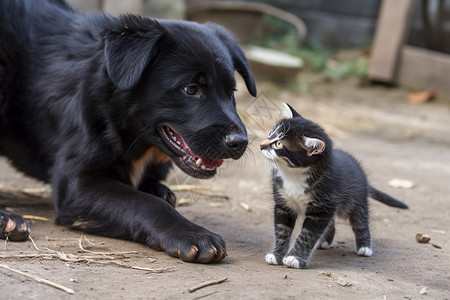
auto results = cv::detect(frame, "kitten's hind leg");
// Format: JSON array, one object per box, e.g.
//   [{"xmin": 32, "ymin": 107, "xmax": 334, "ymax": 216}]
[
  {"xmin": 266, "ymin": 205, "xmax": 296, "ymax": 265},
  {"xmin": 318, "ymin": 220, "xmax": 335, "ymax": 249},
  {"xmin": 349, "ymin": 208, "xmax": 373, "ymax": 257}
]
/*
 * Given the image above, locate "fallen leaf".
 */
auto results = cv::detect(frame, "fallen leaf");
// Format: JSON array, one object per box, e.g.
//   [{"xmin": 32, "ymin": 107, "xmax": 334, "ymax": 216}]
[
  {"xmin": 408, "ymin": 90, "xmax": 436, "ymax": 103},
  {"xmin": 320, "ymin": 271, "xmax": 332, "ymax": 277}
]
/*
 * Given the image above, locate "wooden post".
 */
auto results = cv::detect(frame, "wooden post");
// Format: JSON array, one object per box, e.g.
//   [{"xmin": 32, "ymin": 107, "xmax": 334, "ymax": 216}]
[
  {"xmin": 398, "ymin": 46, "xmax": 450, "ymax": 95},
  {"xmin": 368, "ymin": 0, "xmax": 415, "ymax": 82}
]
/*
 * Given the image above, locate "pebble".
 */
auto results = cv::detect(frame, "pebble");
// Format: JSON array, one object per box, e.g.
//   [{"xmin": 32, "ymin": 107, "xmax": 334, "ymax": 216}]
[
  {"xmin": 416, "ymin": 232, "xmax": 431, "ymax": 243},
  {"xmin": 337, "ymin": 277, "xmax": 352, "ymax": 287},
  {"xmin": 388, "ymin": 178, "xmax": 414, "ymax": 189}
]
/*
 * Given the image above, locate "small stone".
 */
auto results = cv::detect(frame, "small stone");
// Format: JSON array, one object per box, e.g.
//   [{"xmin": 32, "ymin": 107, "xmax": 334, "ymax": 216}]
[
  {"xmin": 239, "ymin": 202, "xmax": 251, "ymax": 211},
  {"xmin": 388, "ymin": 178, "xmax": 414, "ymax": 189},
  {"xmin": 337, "ymin": 276, "xmax": 352, "ymax": 287},
  {"xmin": 416, "ymin": 233, "xmax": 431, "ymax": 243}
]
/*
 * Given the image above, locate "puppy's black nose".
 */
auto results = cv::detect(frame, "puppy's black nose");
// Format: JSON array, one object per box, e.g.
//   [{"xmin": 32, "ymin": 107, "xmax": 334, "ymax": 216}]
[{"xmin": 225, "ymin": 134, "xmax": 248, "ymax": 155}]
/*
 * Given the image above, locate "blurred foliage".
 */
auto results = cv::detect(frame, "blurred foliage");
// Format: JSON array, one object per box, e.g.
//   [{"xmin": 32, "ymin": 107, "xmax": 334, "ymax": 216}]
[
  {"xmin": 324, "ymin": 57, "xmax": 367, "ymax": 79},
  {"xmin": 254, "ymin": 15, "xmax": 368, "ymax": 79}
]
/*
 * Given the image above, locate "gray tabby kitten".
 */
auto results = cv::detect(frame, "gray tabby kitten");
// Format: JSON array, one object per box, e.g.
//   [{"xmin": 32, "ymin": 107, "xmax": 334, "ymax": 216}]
[{"xmin": 260, "ymin": 103, "xmax": 408, "ymax": 269}]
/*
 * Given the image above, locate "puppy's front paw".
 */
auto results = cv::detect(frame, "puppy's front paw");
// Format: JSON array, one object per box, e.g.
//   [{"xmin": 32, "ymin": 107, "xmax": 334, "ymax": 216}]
[
  {"xmin": 161, "ymin": 226, "xmax": 227, "ymax": 263},
  {"xmin": 0, "ymin": 211, "xmax": 31, "ymax": 241},
  {"xmin": 283, "ymin": 256, "xmax": 308, "ymax": 269},
  {"xmin": 163, "ymin": 189, "xmax": 176, "ymax": 207},
  {"xmin": 141, "ymin": 182, "xmax": 176, "ymax": 207},
  {"xmin": 154, "ymin": 184, "xmax": 176, "ymax": 207}
]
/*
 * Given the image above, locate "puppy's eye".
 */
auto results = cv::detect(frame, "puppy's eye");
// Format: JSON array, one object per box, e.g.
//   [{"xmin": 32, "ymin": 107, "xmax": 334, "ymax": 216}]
[
  {"xmin": 274, "ymin": 140, "xmax": 283, "ymax": 149},
  {"xmin": 184, "ymin": 85, "xmax": 198, "ymax": 96}
]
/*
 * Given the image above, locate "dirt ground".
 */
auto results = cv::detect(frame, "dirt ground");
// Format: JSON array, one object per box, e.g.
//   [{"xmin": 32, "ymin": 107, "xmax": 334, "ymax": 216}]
[{"xmin": 1, "ymin": 76, "xmax": 449, "ymax": 300}]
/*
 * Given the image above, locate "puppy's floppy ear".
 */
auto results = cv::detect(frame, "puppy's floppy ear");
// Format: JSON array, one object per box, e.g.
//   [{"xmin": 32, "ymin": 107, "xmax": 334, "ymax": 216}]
[
  {"xmin": 104, "ymin": 15, "xmax": 165, "ymax": 90},
  {"xmin": 208, "ymin": 24, "xmax": 257, "ymax": 97}
]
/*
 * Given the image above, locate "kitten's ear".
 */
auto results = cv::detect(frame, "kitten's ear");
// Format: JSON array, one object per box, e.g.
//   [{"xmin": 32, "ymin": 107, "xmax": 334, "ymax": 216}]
[
  {"xmin": 282, "ymin": 103, "xmax": 301, "ymax": 119},
  {"xmin": 304, "ymin": 137, "xmax": 326, "ymax": 156}
]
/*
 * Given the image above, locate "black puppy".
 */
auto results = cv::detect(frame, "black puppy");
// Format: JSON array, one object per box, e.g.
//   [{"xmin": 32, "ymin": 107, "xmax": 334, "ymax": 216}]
[{"xmin": 0, "ymin": 0, "xmax": 256, "ymax": 263}]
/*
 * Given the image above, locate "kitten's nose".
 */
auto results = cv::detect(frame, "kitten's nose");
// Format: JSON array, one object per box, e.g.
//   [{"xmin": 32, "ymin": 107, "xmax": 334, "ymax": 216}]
[
  {"xmin": 225, "ymin": 134, "xmax": 248, "ymax": 156},
  {"xmin": 260, "ymin": 139, "xmax": 270, "ymax": 150}
]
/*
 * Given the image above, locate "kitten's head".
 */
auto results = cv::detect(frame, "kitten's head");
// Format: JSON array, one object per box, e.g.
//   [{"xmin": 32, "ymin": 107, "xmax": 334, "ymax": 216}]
[{"xmin": 260, "ymin": 103, "xmax": 331, "ymax": 169}]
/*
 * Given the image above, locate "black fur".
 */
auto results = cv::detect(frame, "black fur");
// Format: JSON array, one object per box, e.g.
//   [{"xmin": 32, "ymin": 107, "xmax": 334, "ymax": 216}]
[
  {"xmin": 0, "ymin": 212, "xmax": 30, "ymax": 241},
  {"xmin": 0, "ymin": 0, "xmax": 256, "ymax": 263},
  {"xmin": 260, "ymin": 103, "xmax": 407, "ymax": 269}
]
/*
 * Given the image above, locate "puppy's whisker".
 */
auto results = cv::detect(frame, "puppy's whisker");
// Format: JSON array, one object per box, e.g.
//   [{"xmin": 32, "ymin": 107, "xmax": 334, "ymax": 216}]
[{"xmin": 124, "ymin": 128, "xmax": 153, "ymax": 160}]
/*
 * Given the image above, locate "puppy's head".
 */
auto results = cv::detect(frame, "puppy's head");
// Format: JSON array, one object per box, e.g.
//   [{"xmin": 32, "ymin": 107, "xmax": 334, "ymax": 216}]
[{"xmin": 104, "ymin": 16, "xmax": 256, "ymax": 179}]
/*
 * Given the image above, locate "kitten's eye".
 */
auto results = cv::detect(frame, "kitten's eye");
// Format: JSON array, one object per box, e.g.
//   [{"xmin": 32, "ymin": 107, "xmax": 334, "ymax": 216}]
[{"xmin": 274, "ymin": 140, "xmax": 283, "ymax": 149}]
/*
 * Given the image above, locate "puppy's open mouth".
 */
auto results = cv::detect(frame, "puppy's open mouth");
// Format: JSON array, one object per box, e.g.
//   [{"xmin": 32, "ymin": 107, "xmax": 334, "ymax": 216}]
[{"xmin": 158, "ymin": 124, "xmax": 223, "ymax": 178}]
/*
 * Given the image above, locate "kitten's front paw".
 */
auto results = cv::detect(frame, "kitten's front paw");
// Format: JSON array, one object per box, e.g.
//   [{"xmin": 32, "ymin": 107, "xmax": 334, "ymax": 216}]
[
  {"xmin": 283, "ymin": 256, "xmax": 307, "ymax": 269},
  {"xmin": 357, "ymin": 246, "xmax": 373, "ymax": 257},
  {"xmin": 265, "ymin": 253, "xmax": 280, "ymax": 265},
  {"xmin": 318, "ymin": 241, "xmax": 333, "ymax": 249}
]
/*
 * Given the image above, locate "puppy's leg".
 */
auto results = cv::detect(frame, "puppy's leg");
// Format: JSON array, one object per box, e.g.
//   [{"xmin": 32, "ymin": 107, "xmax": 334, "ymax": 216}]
[
  {"xmin": 0, "ymin": 63, "xmax": 8, "ymax": 130},
  {"xmin": 0, "ymin": 211, "xmax": 30, "ymax": 241},
  {"xmin": 138, "ymin": 162, "xmax": 176, "ymax": 207},
  {"xmin": 55, "ymin": 175, "xmax": 225, "ymax": 263}
]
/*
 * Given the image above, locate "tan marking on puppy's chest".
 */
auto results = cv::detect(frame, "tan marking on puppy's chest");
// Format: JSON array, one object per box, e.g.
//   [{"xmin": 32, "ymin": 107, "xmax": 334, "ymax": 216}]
[{"xmin": 130, "ymin": 147, "xmax": 171, "ymax": 187}]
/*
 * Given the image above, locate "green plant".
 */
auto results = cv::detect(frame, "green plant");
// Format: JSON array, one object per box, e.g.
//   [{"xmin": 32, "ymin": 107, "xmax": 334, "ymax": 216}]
[{"xmin": 252, "ymin": 15, "xmax": 367, "ymax": 79}]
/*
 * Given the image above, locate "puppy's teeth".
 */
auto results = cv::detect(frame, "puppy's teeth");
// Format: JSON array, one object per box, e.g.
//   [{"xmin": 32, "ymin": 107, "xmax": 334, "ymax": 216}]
[
  {"xmin": 201, "ymin": 165, "xmax": 206, "ymax": 170},
  {"xmin": 196, "ymin": 158, "xmax": 202, "ymax": 166},
  {"xmin": 169, "ymin": 131, "xmax": 173, "ymax": 136}
]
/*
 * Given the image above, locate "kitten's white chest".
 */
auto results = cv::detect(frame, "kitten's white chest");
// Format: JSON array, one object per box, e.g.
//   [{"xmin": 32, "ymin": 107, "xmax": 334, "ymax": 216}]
[{"xmin": 276, "ymin": 167, "xmax": 311, "ymax": 214}]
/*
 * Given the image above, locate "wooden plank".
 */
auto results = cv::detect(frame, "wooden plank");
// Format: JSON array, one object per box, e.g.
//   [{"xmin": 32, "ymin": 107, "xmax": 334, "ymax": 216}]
[
  {"xmin": 398, "ymin": 46, "xmax": 450, "ymax": 95},
  {"xmin": 368, "ymin": 0, "xmax": 414, "ymax": 82}
]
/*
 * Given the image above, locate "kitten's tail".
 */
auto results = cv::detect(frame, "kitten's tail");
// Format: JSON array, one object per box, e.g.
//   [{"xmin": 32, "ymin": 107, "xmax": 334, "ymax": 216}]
[{"xmin": 369, "ymin": 186, "xmax": 408, "ymax": 209}]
